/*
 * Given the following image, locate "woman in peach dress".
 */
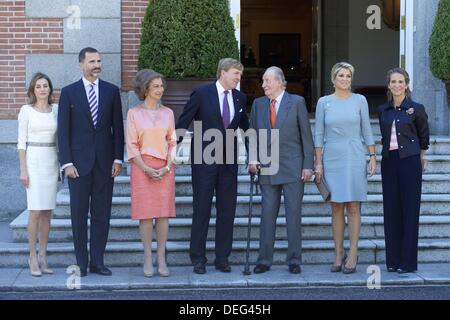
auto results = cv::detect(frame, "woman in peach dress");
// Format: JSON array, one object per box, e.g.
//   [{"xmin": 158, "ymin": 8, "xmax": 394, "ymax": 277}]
[{"xmin": 126, "ymin": 69, "xmax": 176, "ymax": 277}]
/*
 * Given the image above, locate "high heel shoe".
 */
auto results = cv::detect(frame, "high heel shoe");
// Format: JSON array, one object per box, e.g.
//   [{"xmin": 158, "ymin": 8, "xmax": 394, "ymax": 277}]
[
  {"xmin": 342, "ymin": 256, "xmax": 358, "ymax": 274},
  {"xmin": 157, "ymin": 263, "xmax": 170, "ymax": 277},
  {"xmin": 38, "ymin": 255, "xmax": 53, "ymax": 274},
  {"xmin": 143, "ymin": 261, "xmax": 154, "ymax": 277},
  {"xmin": 330, "ymin": 253, "xmax": 347, "ymax": 273},
  {"xmin": 28, "ymin": 256, "xmax": 42, "ymax": 277}
]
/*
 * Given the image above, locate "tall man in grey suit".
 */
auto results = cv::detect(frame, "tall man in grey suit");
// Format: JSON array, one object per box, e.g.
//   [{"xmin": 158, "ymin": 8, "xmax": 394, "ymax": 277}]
[{"xmin": 248, "ymin": 66, "xmax": 314, "ymax": 274}]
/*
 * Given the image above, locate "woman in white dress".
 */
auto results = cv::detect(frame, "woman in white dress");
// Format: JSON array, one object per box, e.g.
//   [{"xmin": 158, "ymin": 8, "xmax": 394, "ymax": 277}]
[{"xmin": 18, "ymin": 72, "xmax": 59, "ymax": 276}]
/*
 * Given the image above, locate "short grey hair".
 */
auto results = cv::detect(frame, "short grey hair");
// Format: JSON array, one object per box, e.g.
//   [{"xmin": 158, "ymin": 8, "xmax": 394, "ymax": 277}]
[
  {"xmin": 216, "ymin": 58, "xmax": 244, "ymax": 79},
  {"xmin": 331, "ymin": 62, "xmax": 354, "ymax": 85},
  {"xmin": 134, "ymin": 69, "xmax": 165, "ymax": 100},
  {"xmin": 264, "ymin": 66, "xmax": 287, "ymax": 87}
]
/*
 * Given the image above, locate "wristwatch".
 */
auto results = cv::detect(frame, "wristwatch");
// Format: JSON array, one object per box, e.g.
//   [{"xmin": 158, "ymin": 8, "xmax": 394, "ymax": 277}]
[{"xmin": 369, "ymin": 153, "xmax": 376, "ymax": 157}]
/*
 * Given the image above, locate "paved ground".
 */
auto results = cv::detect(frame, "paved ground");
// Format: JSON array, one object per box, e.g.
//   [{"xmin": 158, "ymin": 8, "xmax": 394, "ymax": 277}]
[{"xmin": 1, "ymin": 263, "xmax": 450, "ymax": 293}]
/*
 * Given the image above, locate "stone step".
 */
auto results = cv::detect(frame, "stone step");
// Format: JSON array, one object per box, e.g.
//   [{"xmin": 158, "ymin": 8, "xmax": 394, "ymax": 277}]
[
  {"xmin": 50, "ymin": 193, "xmax": 450, "ymax": 219},
  {"xmin": 169, "ymin": 155, "xmax": 450, "ymax": 175},
  {"xmin": 174, "ymin": 135, "xmax": 450, "ymax": 160},
  {"xmin": 1, "ymin": 238, "xmax": 449, "ymax": 267},
  {"xmin": 10, "ymin": 212, "xmax": 450, "ymax": 243},
  {"xmin": 110, "ymin": 174, "xmax": 450, "ymax": 197}
]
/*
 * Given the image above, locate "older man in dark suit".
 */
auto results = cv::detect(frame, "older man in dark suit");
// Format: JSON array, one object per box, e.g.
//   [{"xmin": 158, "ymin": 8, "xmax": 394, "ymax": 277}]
[
  {"xmin": 58, "ymin": 47, "xmax": 124, "ymax": 277},
  {"xmin": 248, "ymin": 66, "xmax": 314, "ymax": 274}
]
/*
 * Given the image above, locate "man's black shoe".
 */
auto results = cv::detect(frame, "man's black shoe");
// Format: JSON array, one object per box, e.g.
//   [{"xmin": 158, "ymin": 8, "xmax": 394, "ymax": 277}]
[
  {"xmin": 89, "ymin": 265, "xmax": 112, "ymax": 276},
  {"xmin": 215, "ymin": 261, "xmax": 231, "ymax": 273},
  {"xmin": 288, "ymin": 264, "xmax": 301, "ymax": 274},
  {"xmin": 193, "ymin": 263, "xmax": 206, "ymax": 274},
  {"xmin": 79, "ymin": 268, "xmax": 87, "ymax": 277},
  {"xmin": 253, "ymin": 264, "xmax": 270, "ymax": 274}
]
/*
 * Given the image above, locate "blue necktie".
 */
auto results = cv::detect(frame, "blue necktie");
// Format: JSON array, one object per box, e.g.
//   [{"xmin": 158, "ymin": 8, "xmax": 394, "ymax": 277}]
[
  {"xmin": 88, "ymin": 83, "xmax": 98, "ymax": 126},
  {"xmin": 222, "ymin": 90, "xmax": 230, "ymax": 129}
]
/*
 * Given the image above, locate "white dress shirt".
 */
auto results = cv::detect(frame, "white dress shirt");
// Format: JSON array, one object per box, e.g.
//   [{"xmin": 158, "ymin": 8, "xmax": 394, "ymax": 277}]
[{"xmin": 216, "ymin": 81, "xmax": 235, "ymax": 121}]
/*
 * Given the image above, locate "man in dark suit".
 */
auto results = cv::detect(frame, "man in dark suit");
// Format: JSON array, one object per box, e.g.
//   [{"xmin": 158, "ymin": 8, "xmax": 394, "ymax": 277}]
[
  {"xmin": 176, "ymin": 58, "xmax": 249, "ymax": 274},
  {"xmin": 248, "ymin": 66, "xmax": 314, "ymax": 274},
  {"xmin": 58, "ymin": 47, "xmax": 124, "ymax": 277}
]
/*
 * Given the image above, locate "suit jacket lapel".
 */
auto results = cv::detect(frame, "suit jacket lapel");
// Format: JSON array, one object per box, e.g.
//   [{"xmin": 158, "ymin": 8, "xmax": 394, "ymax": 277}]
[
  {"xmin": 274, "ymin": 92, "xmax": 292, "ymax": 129},
  {"xmin": 208, "ymin": 84, "xmax": 223, "ymax": 126},
  {"xmin": 230, "ymin": 89, "xmax": 243, "ymax": 126},
  {"xmin": 77, "ymin": 79, "xmax": 95, "ymax": 128},
  {"xmin": 97, "ymin": 79, "xmax": 106, "ymax": 127}
]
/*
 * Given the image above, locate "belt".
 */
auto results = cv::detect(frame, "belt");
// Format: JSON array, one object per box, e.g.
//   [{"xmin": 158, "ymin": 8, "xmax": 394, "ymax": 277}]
[{"xmin": 27, "ymin": 142, "xmax": 56, "ymax": 147}]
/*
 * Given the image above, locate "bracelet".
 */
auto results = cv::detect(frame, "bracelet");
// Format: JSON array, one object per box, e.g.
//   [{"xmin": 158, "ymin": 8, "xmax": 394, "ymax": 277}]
[
  {"xmin": 369, "ymin": 153, "xmax": 376, "ymax": 157},
  {"xmin": 315, "ymin": 164, "xmax": 323, "ymax": 167},
  {"xmin": 166, "ymin": 165, "xmax": 171, "ymax": 172}
]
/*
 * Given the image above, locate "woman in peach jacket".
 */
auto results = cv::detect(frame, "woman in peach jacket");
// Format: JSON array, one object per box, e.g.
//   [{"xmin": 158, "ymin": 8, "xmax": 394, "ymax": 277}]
[{"xmin": 126, "ymin": 69, "xmax": 176, "ymax": 277}]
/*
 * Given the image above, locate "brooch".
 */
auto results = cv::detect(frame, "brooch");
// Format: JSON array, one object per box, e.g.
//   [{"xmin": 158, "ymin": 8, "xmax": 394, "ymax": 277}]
[{"xmin": 406, "ymin": 108, "xmax": 414, "ymax": 115}]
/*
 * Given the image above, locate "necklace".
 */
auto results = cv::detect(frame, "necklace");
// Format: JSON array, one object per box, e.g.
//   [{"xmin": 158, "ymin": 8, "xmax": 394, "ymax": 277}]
[
  {"xmin": 32, "ymin": 103, "xmax": 51, "ymax": 113},
  {"xmin": 143, "ymin": 100, "xmax": 161, "ymax": 110},
  {"xmin": 143, "ymin": 101, "xmax": 161, "ymax": 126}
]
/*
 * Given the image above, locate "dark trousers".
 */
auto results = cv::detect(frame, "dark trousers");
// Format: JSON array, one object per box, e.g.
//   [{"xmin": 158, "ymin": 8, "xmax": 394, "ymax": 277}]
[
  {"xmin": 190, "ymin": 163, "xmax": 238, "ymax": 265},
  {"xmin": 381, "ymin": 150, "xmax": 422, "ymax": 271},
  {"xmin": 68, "ymin": 160, "xmax": 114, "ymax": 270}
]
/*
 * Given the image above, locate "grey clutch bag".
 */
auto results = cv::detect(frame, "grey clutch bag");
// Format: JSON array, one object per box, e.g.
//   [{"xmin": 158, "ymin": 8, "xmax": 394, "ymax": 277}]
[{"xmin": 315, "ymin": 176, "xmax": 331, "ymax": 202}]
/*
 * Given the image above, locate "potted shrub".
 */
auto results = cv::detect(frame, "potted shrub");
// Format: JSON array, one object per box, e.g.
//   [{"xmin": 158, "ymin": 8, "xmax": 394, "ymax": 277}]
[
  {"xmin": 429, "ymin": 0, "xmax": 450, "ymax": 108},
  {"xmin": 138, "ymin": 0, "xmax": 239, "ymax": 121}
]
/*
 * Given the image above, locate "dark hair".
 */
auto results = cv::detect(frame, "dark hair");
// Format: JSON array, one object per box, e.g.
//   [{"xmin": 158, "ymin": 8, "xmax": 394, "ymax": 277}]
[
  {"xmin": 79, "ymin": 47, "xmax": 99, "ymax": 62},
  {"xmin": 134, "ymin": 69, "xmax": 165, "ymax": 100},
  {"xmin": 27, "ymin": 72, "xmax": 54, "ymax": 105},
  {"xmin": 386, "ymin": 67, "xmax": 412, "ymax": 103}
]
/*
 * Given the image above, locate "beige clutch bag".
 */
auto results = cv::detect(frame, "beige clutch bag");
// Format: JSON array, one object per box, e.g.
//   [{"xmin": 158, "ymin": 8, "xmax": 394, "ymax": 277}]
[{"xmin": 314, "ymin": 176, "xmax": 331, "ymax": 202}]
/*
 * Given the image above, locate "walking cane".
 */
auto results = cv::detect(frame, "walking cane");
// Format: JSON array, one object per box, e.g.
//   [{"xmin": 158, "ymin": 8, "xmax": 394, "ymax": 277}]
[{"xmin": 243, "ymin": 173, "xmax": 256, "ymax": 275}]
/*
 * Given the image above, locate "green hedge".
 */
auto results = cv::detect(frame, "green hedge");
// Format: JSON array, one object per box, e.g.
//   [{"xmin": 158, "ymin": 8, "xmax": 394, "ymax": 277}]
[
  {"xmin": 429, "ymin": 0, "xmax": 450, "ymax": 80},
  {"xmin": 138, "ymin": 0, "xmax": 239, "ymax": 79}
]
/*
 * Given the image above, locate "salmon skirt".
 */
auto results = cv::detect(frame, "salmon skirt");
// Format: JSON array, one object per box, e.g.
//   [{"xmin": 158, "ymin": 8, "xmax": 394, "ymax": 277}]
[{"xmin": 130, "ymin": 155, "xmax": 176, "ymax": 220}]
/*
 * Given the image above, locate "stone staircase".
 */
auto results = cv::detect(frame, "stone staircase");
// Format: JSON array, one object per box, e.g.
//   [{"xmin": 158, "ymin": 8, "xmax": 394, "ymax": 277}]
[{"xmin": 3, "ymin": 119, "xmax": 450, "ymax": 268}]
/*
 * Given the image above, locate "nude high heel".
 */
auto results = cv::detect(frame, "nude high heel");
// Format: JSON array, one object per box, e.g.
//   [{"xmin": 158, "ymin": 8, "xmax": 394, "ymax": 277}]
[
  {"xmin": 143, "ymin": 257, "xmax": 154, "ymax": 277},
  {"xmin": 158, "ymin": 259, "xmax": 170, "ymax": 277},
  {"xmin": 38, "ymin": 255, "xmax": 53, "ymax": 274},
  {"xmin": 28, "ymin": 256, "xmax": 42, "ymax": 277}
]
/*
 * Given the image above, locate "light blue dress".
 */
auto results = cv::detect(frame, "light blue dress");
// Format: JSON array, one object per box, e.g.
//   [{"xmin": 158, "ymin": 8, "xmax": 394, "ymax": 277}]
[{"xmin": 314, "ymin": 93, "xmax": 375, "ymax": 202}]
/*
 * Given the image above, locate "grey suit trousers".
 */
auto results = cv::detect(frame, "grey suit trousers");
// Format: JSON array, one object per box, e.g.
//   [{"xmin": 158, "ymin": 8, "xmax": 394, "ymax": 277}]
[{"xmin": 257, "ymin": 181, "xmax": 304, "ymax": 266}]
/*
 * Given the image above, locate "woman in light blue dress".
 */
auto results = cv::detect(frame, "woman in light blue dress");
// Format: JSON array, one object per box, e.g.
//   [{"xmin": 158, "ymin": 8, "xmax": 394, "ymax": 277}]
[{"xmin": 314, "ymin": 62, "xmax": 376, "ymax": 274}]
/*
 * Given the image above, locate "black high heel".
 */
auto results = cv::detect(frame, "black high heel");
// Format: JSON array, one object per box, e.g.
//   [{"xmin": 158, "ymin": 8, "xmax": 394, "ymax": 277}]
[
  {"xmin": 342, "ymin": 256, "xmax": 358, "ymax": 274},
  {"xmin": 330, "ymin": 253, "xmax": 347, "ymax": 273}
]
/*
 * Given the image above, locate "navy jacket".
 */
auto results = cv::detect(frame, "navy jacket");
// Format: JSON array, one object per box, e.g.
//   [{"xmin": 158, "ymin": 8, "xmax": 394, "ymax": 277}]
[
  {"xmin": 378, "ymin": 97, "xmax": 429, "ymax": 159},
  {"xmin": 176, "ymin": 83, "xmax": 249, "ymax": 165},
  {"xmin": 58, "ymin": 79, "xmax": 124, "ymax": 176}
]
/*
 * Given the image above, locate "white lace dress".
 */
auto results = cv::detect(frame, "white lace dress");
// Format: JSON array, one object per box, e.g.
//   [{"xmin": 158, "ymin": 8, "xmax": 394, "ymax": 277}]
[{"xmin": 17, "ymin": 104, "xmax": 59, "ymax": 210}]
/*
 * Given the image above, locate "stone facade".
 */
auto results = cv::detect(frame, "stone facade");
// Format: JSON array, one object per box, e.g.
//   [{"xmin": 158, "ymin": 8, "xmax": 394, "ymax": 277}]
[{"xmin": 0, "ymin": 0, "xmax": 448, "ymax": 216}]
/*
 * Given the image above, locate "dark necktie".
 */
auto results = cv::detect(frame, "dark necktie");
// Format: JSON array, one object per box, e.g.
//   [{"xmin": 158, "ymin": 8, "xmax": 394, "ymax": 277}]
[{"xmin": 222, "ymin": 90, "xmax": 230, "ymax": 129}]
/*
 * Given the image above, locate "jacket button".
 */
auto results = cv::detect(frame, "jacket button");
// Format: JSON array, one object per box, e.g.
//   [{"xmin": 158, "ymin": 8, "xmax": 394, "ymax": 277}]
[
  {"xmin": 412, "ymin": 139, "xmax": 415, "ymax": 142},
  {"xmin": 397, "ymin": 119, "xmax": 400, "ymax": 122},
  {"xmin": 398, "ymin": 133, "xmax": 400, "ymax": 136},
  {"xmin": 400, "ymin": 146, "xmax": 403, "ymax": 148}
]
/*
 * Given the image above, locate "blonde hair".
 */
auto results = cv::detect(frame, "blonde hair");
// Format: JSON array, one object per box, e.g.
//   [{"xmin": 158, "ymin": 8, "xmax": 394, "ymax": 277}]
[
  {"xmin": 331, "ymin": 62, "xmax": 354, "ymax": 86},
  {"xmin": 216, "ymin": 58, "xmax": 244, "ymax": 79}
]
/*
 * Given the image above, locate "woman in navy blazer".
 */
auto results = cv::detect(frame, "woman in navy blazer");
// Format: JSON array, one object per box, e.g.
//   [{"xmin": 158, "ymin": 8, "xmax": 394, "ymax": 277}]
[{"xmin": 378, "ymin": 67, "xmax": 429, "ymax": 273}]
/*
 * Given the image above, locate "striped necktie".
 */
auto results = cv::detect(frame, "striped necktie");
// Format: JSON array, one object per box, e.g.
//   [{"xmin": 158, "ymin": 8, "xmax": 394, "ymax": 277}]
[{"xmin": 88, "ymin": 83, "xmax": 98, "ymax": 126}]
